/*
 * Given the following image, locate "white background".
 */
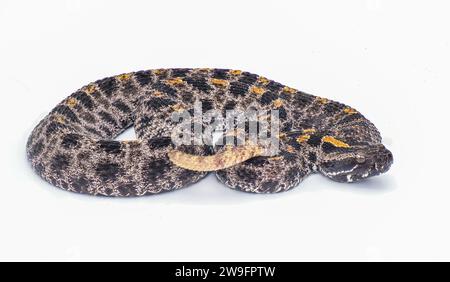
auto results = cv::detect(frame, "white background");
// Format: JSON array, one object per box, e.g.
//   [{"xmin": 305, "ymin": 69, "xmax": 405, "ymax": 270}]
[{"xmin": 0, "ymin": 0, "xmax": 449, "ymax": 261}]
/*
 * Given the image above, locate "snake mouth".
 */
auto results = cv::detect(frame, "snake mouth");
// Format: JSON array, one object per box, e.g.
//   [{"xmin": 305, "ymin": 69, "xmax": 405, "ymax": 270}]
[{"xmin": 168, "ymin": 145, "xmax": 265, "ymax": 172}]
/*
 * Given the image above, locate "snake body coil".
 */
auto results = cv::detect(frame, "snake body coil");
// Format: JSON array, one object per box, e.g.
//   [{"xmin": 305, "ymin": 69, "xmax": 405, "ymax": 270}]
[{"xmin": 27, "ymin": 68, "xmax": 393, "ymax": 196}]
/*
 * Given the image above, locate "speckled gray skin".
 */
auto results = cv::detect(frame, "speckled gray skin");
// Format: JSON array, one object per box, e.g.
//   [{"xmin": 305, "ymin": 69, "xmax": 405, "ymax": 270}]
[{"xmin": 26, "ymin": 68, "xmax": 393, "ymax": 196}]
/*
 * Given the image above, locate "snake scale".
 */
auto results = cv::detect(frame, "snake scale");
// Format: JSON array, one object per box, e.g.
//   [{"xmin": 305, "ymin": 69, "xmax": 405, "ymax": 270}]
[{"xmin": 26, "ymin": 68, "xmax": 393, "ymax": 196}]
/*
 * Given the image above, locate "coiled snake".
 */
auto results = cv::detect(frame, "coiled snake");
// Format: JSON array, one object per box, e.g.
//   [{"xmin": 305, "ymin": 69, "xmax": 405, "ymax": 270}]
[{"xmin": 26, "ymin": 69, "xmax": 393, "ymax": 196}]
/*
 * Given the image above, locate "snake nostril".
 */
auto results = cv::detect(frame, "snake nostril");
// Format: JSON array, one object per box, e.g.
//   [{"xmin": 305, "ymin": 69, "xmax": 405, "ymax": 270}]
[
  {"xmin": 377, "ymin": 151, "xmax": 393, "ymax": 164},
  {"xmin": 383, "ymin": 152, "xmax": 393, "ymax": 165},
  {"xmin": 387, "ymin": 152, "xmax": 393, "ymax": 161}
]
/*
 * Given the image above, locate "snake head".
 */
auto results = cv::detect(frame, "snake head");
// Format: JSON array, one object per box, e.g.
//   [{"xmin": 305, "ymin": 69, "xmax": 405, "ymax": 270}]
[{"xmin": 319, "ymin": 144, "xmax": 393, "ymax": 183}]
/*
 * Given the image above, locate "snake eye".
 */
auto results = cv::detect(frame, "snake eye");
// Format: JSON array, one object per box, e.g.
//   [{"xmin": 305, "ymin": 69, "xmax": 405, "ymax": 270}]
[{"xmin": 356, "ymin": 155, "xmax": 366, "ymax": 164}]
